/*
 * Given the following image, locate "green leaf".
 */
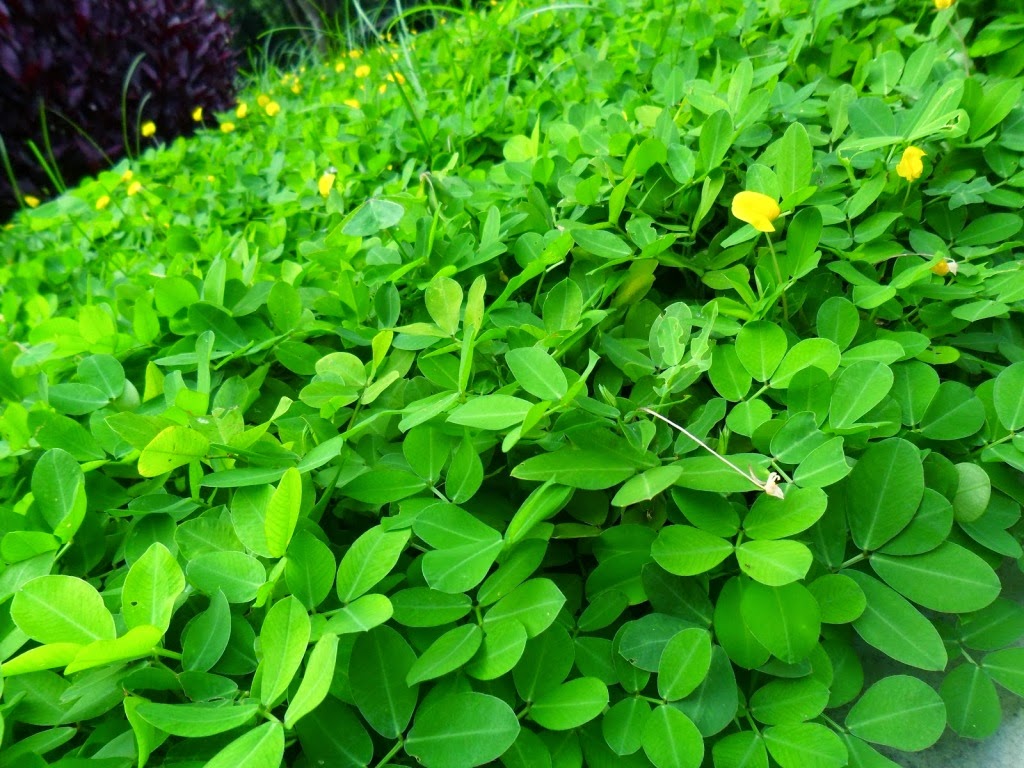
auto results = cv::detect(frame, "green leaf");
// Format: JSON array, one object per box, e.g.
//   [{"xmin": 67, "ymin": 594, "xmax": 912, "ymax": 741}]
[
  {"xmin": 513, "ymin": 624, "xmax": 575, "ymax": 701},
  {"xmin": 122, "ymin": 542, "xmax": 185, "ymax": 632},
  {"xmin": 657, "ymin": 628, "xmax": 712, "ymax": 701},
  {"xmin": 446, "ymin": 435, "xmax": 484, "ymax": 503},
  {"xmin": 264, "ymin": 467, "xmax": 302, "ymax": 558},
  {"xmin": 64, "ymin": 624, "xmax": 163, "ymax": 674},
  {"xmin": 285, "ymin": 530, "xmax": 336, "ymax": 610},
  {"xmin": 742, "ymin": 487, "xmax": 827, "ymax": 540},
  {"xmin": 465, "ymin": 619, "xmax": 529, "ymax": 680},
  {"xmin": 485, "ymin": 578, "xmax": 565, "ymax": 638},
  {"xmin": 406, "ymin": 624, "xmax": 482, "ymax": 685},
  {"xmin": 11, "ymin": 575, "xmax": 116, "ymax": 645},
  {"xmin": 390, "ymin": 587, "xmax": 473, "ymax": 627},
  {"xmin": 258, "ymin": 596, "xmax": 310, "ymax": 707},
  {"xmin": 828, "ymin": 360, "xmax": 894, "ymax": 430},
  {"xmin": 343, "ymin": 198, "xmax": 405, "ymax": 236},
  {"xmin": 993, "ymin": 361, "xmax": 1024, "ymax": 431},
  {"xmin": 505, "ymin": 482, "xmax": 575, "ymax": 545},
  {"xmin": 47, "ymin": 383, "xmax": 109, "ymax": 415},
  {"xmin": 182, "ymin": 591, "xmax": 231, "ymax": 672},
  {"xmin": 673, "ymin": 453, "xmax": 770, "ymax": 493},
  {"xmin": 641, "ymin": 704, "xmax": 704, "ymax": 768},
  {"xmin": 0, "ymin": 642, "xmax": 82, "ymax": 676},
  {"xmin": 31, "ymin": 448, "xmax": 86, "ymax": 542},
  {"xmin": 78, "ymin": 354, "xmax": 125, "ymax": 398},
  {"xmin": 530, "ymin": 677, "xmax": 608, "ymax": 731},
  {"xmin": 740, "ymin": 581, "xmax": 820, "ymax": 664},
  {"xmin": 774, "ymin": 122, "xmax": 812, "ymax": 198},
  {"xmin": 735, "ymin": 540, "xmax": 813, "ymax": 586},
  {"xmin": 448, "ymin": 394, "xmax": 532, "ymax": 430},
  {"xmin": 845, "ymin": 570, "xmax": 947, "ymax": 671},
  {"xmin": 322, "ymin": 593, "xmax": 393, "ymax": 634},
  {"xmin": 807, "ymin": 574, "xmax": 866, "ymax": 624},
  {"xmin": 572, "ymin": 228, "xmax": 633, "ymax": 260},
  {"xmin": 919, "ymin": 381, "xmax": 985, "ymax": 440},
  {"xmin": 750, "ymin": 678, "xmax": 829, "ymax": 725},
  {"xmin": 336, "ymin": 526, "xmax": 410, "ymax": 603},
  {"xmin": 735, "ymin": 321, "xmax": 787, "ymax": 383},
  {"xmin": 651, "ymin": 525, "xmax": 733, "ymax": 577},
  {"xmin": 870, "ymin": 541, "xmax": 1000, "ymax": 613},
  {"xmin": 506, "ymin": 347, "xmax": 568, "ymax": 400},
  {"xmin": 612, "ymin": 465, "xmax": 684, "ymax": 507},
  {"xmin": 708, "ymin": 345, "xmax": 752, "ymax": 401},
  {"xmin": 712, "ymin": 730, "xmax": 768, "ymax": 768},
  {"xmin": 770, "ymin": 339, "xmax": 840, "ymax": 389},
  {"xmin": 204, "ymin": 722, "xmax": 284, "ymax": 768},
  {"xmin": 138, "ymin": 426, "xmax": 210, "ymax": 477},
  {"xmin": 602, "ymin": 697, "xmax": 651, "ymax": 756},
  {"xmin": 845, "ymin": 675, "xmax": 946, "ymax": 751},
  {"xmin": 295, "ymin": 699, "xmax": 373, "ymax": 767},
  {"xmin": 284, "ymin": 633, "xmax": 339, "ymax": 729},
  {"xmin": 349, "ymin": 626, "xmax": 418, "ymax": 738},
  {"xmin": 982, "ymin": 647, "xmax": 1024, "ymax": 696},
  {"xmin": 763, "ymin": 723, "xmax": 847, "ymax": 768},
  {"xmin": 425, "ymin": 276, "xmax": 463, "ymax": 336},
  {"xmin": 941, "ymin": 664, "xmax": 1001, "ymax": 739},
  {"xmin": 512, "ymin": 448, "xmax": 639, "ymax": 490},
  {"xmin": 846, "ymin": 438, "xmax": 923, "ymax": 550},
  {"xmin": 793, "ymin": 438, "xmax": 850, "ymax": 488},
  {"xmin": 135, "ymin": 700, "xmax": 259, "ymax": 737},
  {"xmin": 187, "ymin": 551, "xmax": 266, "ymax": 603},
  {"xmin": 405, "ymin": 692, "xmax": 520, "ymax": 768}
]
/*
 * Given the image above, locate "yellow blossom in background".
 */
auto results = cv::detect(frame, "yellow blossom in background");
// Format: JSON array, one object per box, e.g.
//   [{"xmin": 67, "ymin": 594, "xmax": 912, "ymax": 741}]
[
  {"xmin": 335, "ymin": 61, "xmax": 346, "ymax": 72},
  {"xmin": 344, "ymin": 98, "xmax": 361, "ymax": 109},
  {"xmin": 318, "ymin": 171, "xmax": 336, "ymax": 198},
  {"xmin": 192, "ymin": 106, "xmax": 203, "ymax": 121},
  {"xmin": 355, "ymin": 64, "xmax": 371, "ymax": 78},
  {"xmin": 141, "ymin": 121, "xmax": 156, "ymax": 137},
  {"xmin": 896, "ymin": 146, "xmax": 926, "ymax": 182},
  {"xmin": 265, "ymin": 100, "xmax": 281, "ymax": 116},
  {"xmin": 257, "ymin": 93, "xmax": 270, "ymax": 107},
  {"xmin": 349, "ymin": 49, "xmax": 362, "ymax": 58},
  {"xmin": 291, "ymin": 82, "xmax": 302, "ymax": 94},
  {"xmin": 121, "ymin": 169, "xmax": 133, "ymax": 183},
  {"xmin": 932, "ymin": 259, "xmax": 959, "ymax": 276},
  {"xmin": 96, "ymin": 195, "xmax": 111, "ymax": 210},
  {"xmin": 221, "ymin": 122, "xmax": 235, "ymax": 133},
  {"xmin": 731, "ymin": 191, "xmax": 781, "ymax": 232},
  {"xmin": 236, "ymin": 102, "xmax": 248, "ymax": 118},
  {"xmin": 934, "ymin": 0, "xmax": 954, "ymax": 8},
  {"xmin": 207, "ymin": 175, "xmax": 215, "ymax": 182},
  {"xmin": 386, "ymin": 72, "xmax": 406, "ymax": 85},
  {"xmin": 127, "ymin": 181, "xmax": 143, "ymax": 196},
  {"xmin": 24, "ymin": 195, "xmax": 40, "ymax": 208},
  {"xmin": 379, "ymin": 83, "xmax": 388, "ymax": 94}
]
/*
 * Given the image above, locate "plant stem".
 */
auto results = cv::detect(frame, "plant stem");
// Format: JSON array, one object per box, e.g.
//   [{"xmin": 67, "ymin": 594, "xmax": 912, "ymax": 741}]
[
  {"xmin": 765, "ymin": 233, "xmax": 788, "ymax": 321},
  {"xmin": 374, "ymin": 739, "xmax": 404, "ymax": 768}
]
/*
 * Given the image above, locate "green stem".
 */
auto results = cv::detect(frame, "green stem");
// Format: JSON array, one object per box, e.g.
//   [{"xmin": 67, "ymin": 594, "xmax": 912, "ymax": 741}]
[
  {"xmin": 765, "ymin": 233, "xmax": 788, "ymax": 321},
  {"xmin": 374, "ymin": 739, "xmax": 405, "ymax": 768},
  {"xmin": 839, "ymin": 552, "xmax": 868, "ymax": 570}
]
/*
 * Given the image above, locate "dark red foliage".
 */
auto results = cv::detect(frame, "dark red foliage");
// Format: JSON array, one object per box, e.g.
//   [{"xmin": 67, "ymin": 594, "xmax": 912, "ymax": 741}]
[{"xmin": 0, "ymin": 0, "xmax": 237, "ymax": 217}]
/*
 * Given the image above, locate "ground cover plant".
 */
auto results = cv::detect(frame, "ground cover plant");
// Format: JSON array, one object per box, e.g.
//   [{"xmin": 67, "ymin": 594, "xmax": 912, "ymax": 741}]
[{"xmin": 2, "ymin": 0, "xmax": 1024, "ymax": 765}]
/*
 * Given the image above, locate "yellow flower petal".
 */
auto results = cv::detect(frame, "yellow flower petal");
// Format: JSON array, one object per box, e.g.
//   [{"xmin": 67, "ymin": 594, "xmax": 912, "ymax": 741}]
[
  {"xmin": 257, "ymin": 94, "xmax": 270, "ymax": 107},
  {"xmin": 192, "ymin": 106, "xmax": 203, "ymax": 121},
  {"xmin": 934, "ymin": 0, "xmax": 954, "ymax": 9},
  {"xmin": 344, "ymin": 98, "xmax": 361, "ymax": 110},
  {"xmin": 355, "ymin": 65, "xmax": 371, "ymax": 78},
  {"xmin": 264, "ymin": 101, "xmax": 281, "ymax": 117},
  {"xmin": 121, "ymin": 169, "xmax": 133, "ymax": 183},
  {"xmin": 24, "ymin": 195, "xmax": 40, "ymax": 208},
  {"xmin": 932, "ymin": 259, "xmax": 958, "ymax": 276},
  {"xmin": 335, "ymin": 61, "xmax": 346, "ymax": 72},
  {"xmin": 96, "ymin": 195, "xmax": 111, "ymax": 210},
  {"xmin": 127, "ymin": 181, "xmax": 143, "ymax": 196},
  {"xmin": 141, "ymin": 121, "xmax": 156, "ymax": 137},
  {"xmin": 896, "ymin": 146, "xmax": 927, "ymax": 182},
  {"xmin": 236, "ymin": 102, "xmax": 248, "ymax": 119},
  {"xmin": 220, "ymin": 122, "xmax": 235, "ymax": 133},
  {"xmin": 318, "ymin": 172, "xmax": 337, "ymax": 198},
  {"xmin": 731, "ymin": 191, "xmax": 781, "ymax": 233}
]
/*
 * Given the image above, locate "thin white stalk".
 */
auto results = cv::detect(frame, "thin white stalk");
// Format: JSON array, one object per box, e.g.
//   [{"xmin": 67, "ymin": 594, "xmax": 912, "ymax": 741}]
[{"xmin": 642, "ymin": 407, "xmax": 784, "ymax": 499}]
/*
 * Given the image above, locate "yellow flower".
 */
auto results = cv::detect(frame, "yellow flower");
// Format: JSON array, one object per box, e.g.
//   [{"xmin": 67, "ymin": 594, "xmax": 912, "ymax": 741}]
[
  {"xmin": 335, "ymin": 61, "xmax": 346, "ymax": 72},
  {"xmin": 24, "ymin": 195, "xmax": 40, "ymax": 208},
  {"xmin": 221, "ymin": 122, "xmax": 235, "ymax": 133},
  {"xmin": 355, "ymin": 64, "xmax": 371, "ymax": 78},
  {"xmin": 934, "ymin": 0, "xmax": 954, "ymax": 8},
  {"xmin": 192, "ymin": 106, "xmax": 203, "ymax": 121},
  {"xmin": 318, "ymin": 171, "xmax": 336, "ymax": 198},
  {"xmin": 121, "ymin": 169, "xmax": 133, "ymax": 183},
  {"xmin": 141, "ymin": 121, "xmax": 156, "ymax": 137},
  {"xmin": 291, "ymin": 82, "xmax": 302, "ymax": 94},
  {"xmin": 386, "ymin": 72, "xmax": 406, "ymax": 85},
  {"xmin": 349, "ymin": 49, "xmax": 362, "ymax": 59},
  {"xmin": 731, "ymin": 191, "xmax": 781, "ymax": 233},
  {"xmin": 236, "ymin": 102, "xmax": 248, "ymax": 118},
  {"xmin": 932, "ymin": 259, "xmax": 958, "ymax": 276},
  {"xmin": 257, "ymin": 93, "xmax": 270, "ymax": 107},
  {"xmin": 96, "ymin": 195, "xmax": 111, "ymax": 210},
  {"xmin": 378, "ymin": 83, "xmax": 388, "ymax": 94},
  {"xmin": 127, "ymin": 181, "xmax": 143, "ymax": 196},
  {"xmin": 265, "ymin": 101, "xmax": 281, "ymax": 117},
  {"xmin": 896, "ymin": 146, "xmax": 927, "ymax": 182}
]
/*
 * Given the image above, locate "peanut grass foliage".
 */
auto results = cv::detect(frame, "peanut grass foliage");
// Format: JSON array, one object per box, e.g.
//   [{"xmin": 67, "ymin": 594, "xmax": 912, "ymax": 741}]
[{"xmin": 2, "ymin": 0, "xmax": 1024, "ymax": 766}]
